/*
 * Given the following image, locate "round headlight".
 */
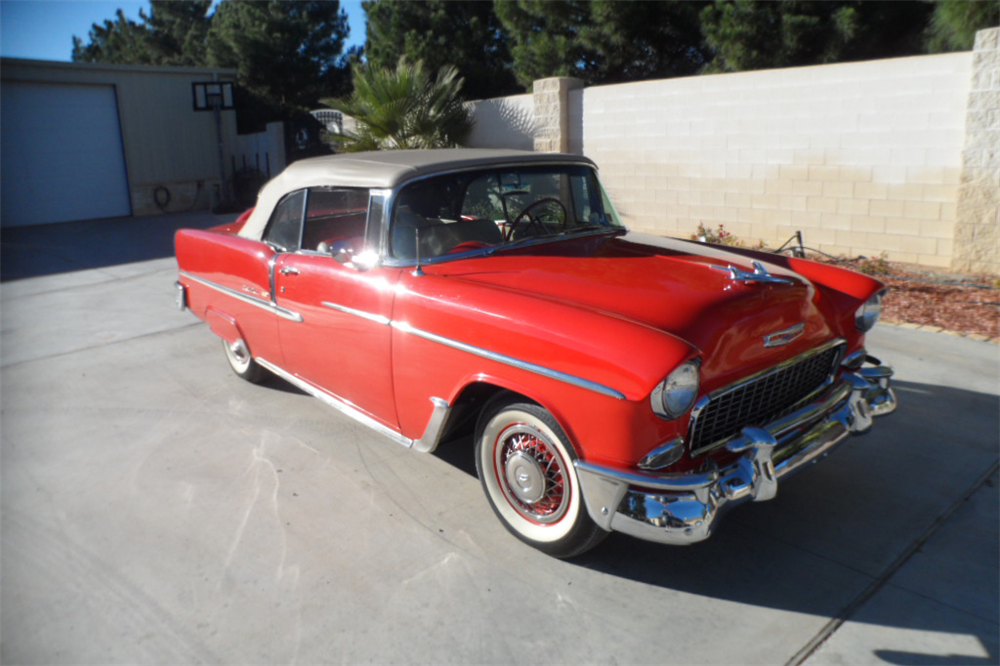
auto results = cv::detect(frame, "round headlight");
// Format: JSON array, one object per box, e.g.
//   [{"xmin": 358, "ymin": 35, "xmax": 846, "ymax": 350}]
[
  {"xmin": 855, "ymin": 290, "xmax": 884, "ymax": 332},
  {"xmin": 651, "ymin": 360, "xmax": 700, "ymax": 419}
]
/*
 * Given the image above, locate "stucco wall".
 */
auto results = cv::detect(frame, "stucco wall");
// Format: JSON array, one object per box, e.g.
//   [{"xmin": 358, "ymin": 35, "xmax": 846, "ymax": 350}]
[{"xmin": 581, "ymin": 53, "xmax": 973, "ymax": 268}]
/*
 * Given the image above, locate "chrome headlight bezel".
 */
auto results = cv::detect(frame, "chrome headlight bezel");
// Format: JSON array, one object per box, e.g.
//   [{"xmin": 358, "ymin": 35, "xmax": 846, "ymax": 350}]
[
  {"xmin": 651, "ymin": 359, "xmax": 701, "ymax": 420},
  {"xmin": 855, "ymin": 290, "xmax": 885, "ymax": 332}
]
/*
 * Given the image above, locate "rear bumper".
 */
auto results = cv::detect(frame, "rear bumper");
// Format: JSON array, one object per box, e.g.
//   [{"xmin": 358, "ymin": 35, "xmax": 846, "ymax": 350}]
[{"xmin": 575, "ymin": 361, "xmax": 897, "ymax": 545}]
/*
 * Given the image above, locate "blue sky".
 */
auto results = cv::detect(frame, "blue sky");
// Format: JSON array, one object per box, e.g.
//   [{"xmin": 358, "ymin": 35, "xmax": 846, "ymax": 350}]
[{"xmin": 0, "ymin": 0, "xmax": 367, "ymax": 62}]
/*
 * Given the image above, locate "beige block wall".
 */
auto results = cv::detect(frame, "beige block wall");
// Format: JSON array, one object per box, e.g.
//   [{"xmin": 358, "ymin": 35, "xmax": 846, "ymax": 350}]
[
  {"xmin": 952, "ymin": 28, "xmax": 999, "ymax": 275},
  {"xmin": 582, "ymin": 53, "xmax": 974, "ymax": 268},
  {"xmin": 533, "ymin": 78, "xmax": 584, "ymax": 153}
]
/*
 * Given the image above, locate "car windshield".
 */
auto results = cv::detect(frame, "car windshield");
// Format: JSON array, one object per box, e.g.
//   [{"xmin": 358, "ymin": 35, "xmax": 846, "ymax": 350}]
[{"xmin": 388, "ymin": 164, "xmax": 624, "ymax": 262}]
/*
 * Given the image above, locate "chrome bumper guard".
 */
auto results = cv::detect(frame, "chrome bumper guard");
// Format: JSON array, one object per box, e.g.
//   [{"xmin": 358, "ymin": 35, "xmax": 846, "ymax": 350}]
[
  {"xmin": 174, "ymin": 281, "xmax": 188, "ymax": 311},
  {"xmin": 575, "ymin": 360, "xmax": 897, "ymax": 545}
]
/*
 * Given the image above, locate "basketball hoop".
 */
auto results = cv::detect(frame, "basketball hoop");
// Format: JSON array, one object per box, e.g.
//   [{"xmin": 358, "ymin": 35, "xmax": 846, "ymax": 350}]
[
  {"xmin": 192, "ymin": 82, "xmax": 234, "ymax": 111},
  {"xmin": 192, "ymin": 81, "xmax": 236, "ymax": 207}
]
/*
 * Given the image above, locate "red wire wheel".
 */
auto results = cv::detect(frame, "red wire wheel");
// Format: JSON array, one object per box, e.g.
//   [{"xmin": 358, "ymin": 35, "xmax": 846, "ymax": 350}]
[{"xmin": 475, "ymin": 395, "xmax": 607, "ymax": 558}]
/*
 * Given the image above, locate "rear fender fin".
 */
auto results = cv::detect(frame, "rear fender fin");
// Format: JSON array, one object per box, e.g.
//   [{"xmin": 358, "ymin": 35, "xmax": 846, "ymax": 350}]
[{"xmin": 206, "ymin": 308, "xmax": 244, "ymax": 345}]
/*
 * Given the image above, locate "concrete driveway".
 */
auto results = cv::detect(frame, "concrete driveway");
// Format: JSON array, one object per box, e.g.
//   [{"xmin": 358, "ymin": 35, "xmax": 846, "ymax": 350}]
[{"xmin": 2, "ymin": 225, "xmax": 997, "ymax": 665}]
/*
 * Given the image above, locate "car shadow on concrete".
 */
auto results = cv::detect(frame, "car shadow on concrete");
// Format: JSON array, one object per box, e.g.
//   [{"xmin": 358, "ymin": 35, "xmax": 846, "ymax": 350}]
[
  {"xmin": 566, "ymin": 379, "xmax": 998, "ymax": 664},
  {"xmin": 1, "ymin": 212, "xmax": 238, "ymax": 282},
  {"xmin": 223, "ymin": 351, "xmax": 999, "ymax": 662}
]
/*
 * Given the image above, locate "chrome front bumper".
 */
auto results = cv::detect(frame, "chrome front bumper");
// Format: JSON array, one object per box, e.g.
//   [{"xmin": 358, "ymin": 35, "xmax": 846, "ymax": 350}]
[{"xmin": 575, "ymin": 362, "xmax": 897, "ymax": 545}]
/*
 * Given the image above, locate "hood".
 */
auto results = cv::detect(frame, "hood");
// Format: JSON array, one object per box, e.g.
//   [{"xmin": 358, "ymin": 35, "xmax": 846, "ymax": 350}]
[{"xmin": 430, "ymin": 232, "xmax": 835, "ymax": 387}]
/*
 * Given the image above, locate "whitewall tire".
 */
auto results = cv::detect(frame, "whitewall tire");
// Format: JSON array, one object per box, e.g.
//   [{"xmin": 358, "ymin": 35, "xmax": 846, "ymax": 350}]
[{"xmin": 475, "ymin": 395, "xmax": 607, "ymax": 558}]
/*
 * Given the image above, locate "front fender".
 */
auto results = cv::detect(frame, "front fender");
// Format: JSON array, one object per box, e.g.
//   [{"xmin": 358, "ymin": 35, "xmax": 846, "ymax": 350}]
[
  {"xmin": 392, "ymin": 272, "xmax": 697, "ymax": 402},
  {"xmin": 389, "ymin": 272, "xmax": 697, "ymax": 464}
]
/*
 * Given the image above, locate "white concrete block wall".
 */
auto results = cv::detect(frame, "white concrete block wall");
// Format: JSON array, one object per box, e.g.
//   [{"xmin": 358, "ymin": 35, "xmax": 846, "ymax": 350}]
[
  {"xmin": 466, "ymin": 94, "xmax": 535, "ymax": 151},
  {"xmin": 582, "ymin": 53, "xmax": 974, "ymax": 267}
]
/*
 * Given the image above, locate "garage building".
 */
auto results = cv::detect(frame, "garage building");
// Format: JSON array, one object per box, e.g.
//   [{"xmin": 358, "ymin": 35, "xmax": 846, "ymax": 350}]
[{"xmin": 1, "ymin": 58, "xmax": 238, "ymax": 227}]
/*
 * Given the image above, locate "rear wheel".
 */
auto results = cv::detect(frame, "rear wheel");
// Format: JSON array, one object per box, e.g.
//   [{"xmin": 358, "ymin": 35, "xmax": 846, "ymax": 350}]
[
  {"xmin": 222, "ymin": 338, "xmax": 265, "ymax": 384},
  {"xmin": 475, "ymin": 395, "xmax": 607, "ymax": 558}
]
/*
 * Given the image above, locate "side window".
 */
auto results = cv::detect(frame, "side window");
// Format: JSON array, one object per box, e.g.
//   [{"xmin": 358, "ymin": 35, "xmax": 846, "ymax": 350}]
[
  {"xmin": 301, "ymin": 187, "xmax": 370, "ymax": 254},
  {"xmin": 263, "ymin": 190, "xmax": 306, "ymax": 252}
]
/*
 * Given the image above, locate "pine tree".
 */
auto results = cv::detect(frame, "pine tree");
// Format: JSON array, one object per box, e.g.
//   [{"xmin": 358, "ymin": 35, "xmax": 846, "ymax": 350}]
[
  {"xmin": 206, "ymin": 0, "xmax": 350, "ymax": 119},
  {"xmin": 364, "ymin": 0, "xmax": 520, "ymax": 100},
  {"xmin": 72, "ymin": 9, "xmax": 153, "ymax": 64},
  {"xmin": 699, "ymin": 0, "xmax": 934, "ymax": 74},
  {"xmin": 926, "ymin": 0, "xmax": 1000, "ymax": 53}
]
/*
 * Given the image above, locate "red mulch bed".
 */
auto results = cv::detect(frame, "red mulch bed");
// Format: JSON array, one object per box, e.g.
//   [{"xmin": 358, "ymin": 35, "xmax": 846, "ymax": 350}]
[{"xmin": 830, "ymin": 258, "xmax": 1000, "ymax": 339}]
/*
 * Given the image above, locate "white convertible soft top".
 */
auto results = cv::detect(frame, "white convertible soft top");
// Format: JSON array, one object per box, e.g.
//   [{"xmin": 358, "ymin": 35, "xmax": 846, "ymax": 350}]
[{"xmin": 238, "ymin": 148, "xmax": 595, "ymax": 240}]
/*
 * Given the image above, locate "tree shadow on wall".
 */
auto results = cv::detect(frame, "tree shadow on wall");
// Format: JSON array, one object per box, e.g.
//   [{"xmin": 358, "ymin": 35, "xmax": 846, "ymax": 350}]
[{"xmin": 467, "ymin": 97, "xmax": 536, "ymax": 151}]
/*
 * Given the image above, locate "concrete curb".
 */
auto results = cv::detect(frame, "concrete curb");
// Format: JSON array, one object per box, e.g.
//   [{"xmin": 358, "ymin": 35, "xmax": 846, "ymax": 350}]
[{"xmin": 881, "ymin": 319, "xmax": 1000, "ymax": 344}]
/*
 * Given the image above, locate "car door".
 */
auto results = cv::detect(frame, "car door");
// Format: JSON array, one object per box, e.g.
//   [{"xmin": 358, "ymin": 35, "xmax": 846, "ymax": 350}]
[{"xmin": 268, "ymin": 187, "xmax": 402, "ymax": 430}]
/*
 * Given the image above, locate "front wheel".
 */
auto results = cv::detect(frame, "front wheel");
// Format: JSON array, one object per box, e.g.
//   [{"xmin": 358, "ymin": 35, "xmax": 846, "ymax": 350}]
[{"xmin": 475, "ymin": 396, "xmax": 607, "ymax": 558}]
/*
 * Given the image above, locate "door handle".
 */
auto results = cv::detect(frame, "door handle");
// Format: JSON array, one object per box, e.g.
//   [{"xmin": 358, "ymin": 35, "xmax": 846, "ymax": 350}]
[{"xmin": 279, "ymin": 266, "xmax": 300, "ymax": 276}]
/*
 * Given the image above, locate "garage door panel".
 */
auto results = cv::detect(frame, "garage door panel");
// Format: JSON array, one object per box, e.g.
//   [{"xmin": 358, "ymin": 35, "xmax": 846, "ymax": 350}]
[{"xmin": 1, "ymin": 82, "xmax": 132, "ymax": 227}]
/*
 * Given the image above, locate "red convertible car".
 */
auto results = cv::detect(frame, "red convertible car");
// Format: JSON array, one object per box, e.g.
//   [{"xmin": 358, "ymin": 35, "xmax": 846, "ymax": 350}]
[{"xmin": 175, "ymin": 149, "xmax": 896, "ymax": 557}]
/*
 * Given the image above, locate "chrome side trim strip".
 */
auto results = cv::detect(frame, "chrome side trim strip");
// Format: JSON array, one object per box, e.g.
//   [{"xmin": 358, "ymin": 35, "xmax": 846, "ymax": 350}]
[
  {"xmin": 186, "ymin": 271, "xmax": 623, "ymax": 400},
  {"xmin": 311, "ymin": 301, "xmax": 625, "ymax": 400},
  {"xmin": 321, "ymin": 301, "xmax": 391, "ymax": 326},
  {"xmin": 188, "ymin": 271, "xmax": 625, "ymax": 400},
  {"xmin": 391, "ymin": 320, "xmax": 627, "ymax": 400},
  {"xmin": 256, "ymin": 357, "xmax": 413, "ymax": 448},
  {"xmin": 179, "ymin": 271, "xmax": 303, "ymax": 322}
]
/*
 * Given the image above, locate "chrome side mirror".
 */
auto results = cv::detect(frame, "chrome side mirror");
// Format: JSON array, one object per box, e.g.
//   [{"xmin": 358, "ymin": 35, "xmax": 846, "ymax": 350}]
[{"xmin": 347, "ymin": 250, "xmax": 379, "ymax": 272}]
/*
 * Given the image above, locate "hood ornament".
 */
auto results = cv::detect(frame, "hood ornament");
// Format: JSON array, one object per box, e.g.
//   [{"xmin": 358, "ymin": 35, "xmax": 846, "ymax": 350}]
[
  {"xmin": 712, "ymin": 261, "xmax": 794, "ymax": 285},
  {"xmin": 763, "ymin": 322, "xmax": 805, "ymax": 348}
]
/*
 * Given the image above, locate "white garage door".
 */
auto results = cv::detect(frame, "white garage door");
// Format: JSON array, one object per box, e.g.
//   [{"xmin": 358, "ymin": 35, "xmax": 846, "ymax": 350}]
[{"xmin": 1, "ymin": 82, "xmax": 132, "ymax": 227}]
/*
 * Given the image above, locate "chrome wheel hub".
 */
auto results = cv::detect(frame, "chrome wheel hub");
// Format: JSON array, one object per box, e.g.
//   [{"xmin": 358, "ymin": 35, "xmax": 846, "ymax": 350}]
[
  {"xmin": 495, "ymin": 424, "xmax": 569, "ymax": 524},
  {"xmin": 229, "ymin": 340, "xmax": 249, "ymax": 364},
  {"xmin": 505, "ymin": 451, "xmax": 546, "ymax": 503}
]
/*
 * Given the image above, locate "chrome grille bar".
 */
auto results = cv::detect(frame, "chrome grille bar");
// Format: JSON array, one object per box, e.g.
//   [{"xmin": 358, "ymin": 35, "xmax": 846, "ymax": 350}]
[{"xmin": 689, "ymin": 340, "xmax": 845, "ymax": 455}]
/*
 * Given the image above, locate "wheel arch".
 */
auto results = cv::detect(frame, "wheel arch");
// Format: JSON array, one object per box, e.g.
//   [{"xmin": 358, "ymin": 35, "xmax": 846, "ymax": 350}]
[{"xmin": 432, "ymin": 377, "xmax": 553, "ymax": 454}]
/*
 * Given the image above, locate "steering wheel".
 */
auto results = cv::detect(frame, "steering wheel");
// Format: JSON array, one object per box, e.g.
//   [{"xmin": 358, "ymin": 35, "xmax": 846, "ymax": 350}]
[{"xmin": 505, "ymin": 198, "xmax": 568, "ymax": 241}]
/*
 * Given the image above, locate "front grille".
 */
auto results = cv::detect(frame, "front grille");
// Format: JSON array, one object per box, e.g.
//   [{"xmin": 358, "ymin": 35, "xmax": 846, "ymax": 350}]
[{"xmin": 689, "ymin": 343, "xmax": 844, "ymax": 454}]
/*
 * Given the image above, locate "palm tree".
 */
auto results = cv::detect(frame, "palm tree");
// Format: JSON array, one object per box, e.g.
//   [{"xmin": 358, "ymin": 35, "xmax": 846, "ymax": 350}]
[{"xmin": 321, "ymin": 59, "xmax": 473, "ymax": 152}]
